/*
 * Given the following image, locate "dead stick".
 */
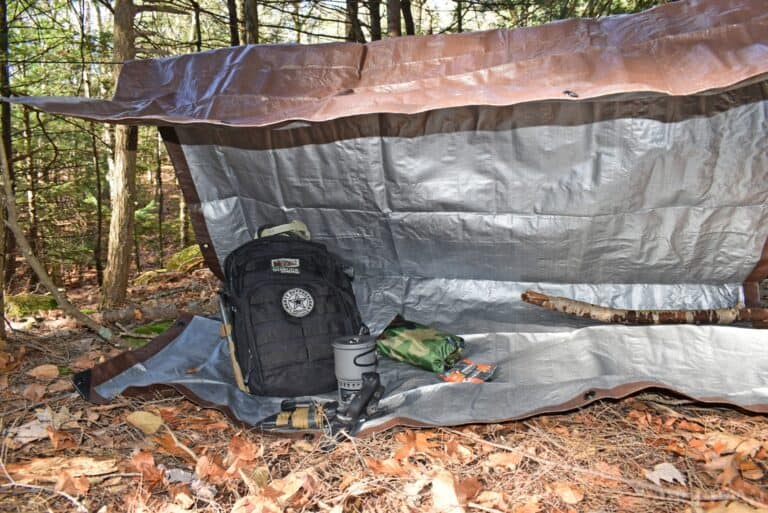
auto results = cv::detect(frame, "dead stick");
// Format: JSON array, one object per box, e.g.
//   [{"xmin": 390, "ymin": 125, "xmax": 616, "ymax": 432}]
[
  {"xmin": 0, "ymin": 140, "xmax": 113, "ymax": 342},
  {"xmin": 521, "ymin": 289, "xmax": 768, "ymax": 325}
]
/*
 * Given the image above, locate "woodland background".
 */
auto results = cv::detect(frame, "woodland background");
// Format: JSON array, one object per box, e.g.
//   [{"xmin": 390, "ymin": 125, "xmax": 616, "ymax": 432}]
[
  {"xmin": 0, "ymin": 0, "xmax": 668, "ymax": 332},
  {"xmin": 7, "ymin": 3, "xmax": 768, "ymax": 513}
]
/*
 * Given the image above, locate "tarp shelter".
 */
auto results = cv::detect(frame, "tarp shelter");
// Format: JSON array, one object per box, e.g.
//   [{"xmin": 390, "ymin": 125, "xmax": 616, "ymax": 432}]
[{"xmin": 10, "ymin": 0, "xmax": 768, "ymax": 434}]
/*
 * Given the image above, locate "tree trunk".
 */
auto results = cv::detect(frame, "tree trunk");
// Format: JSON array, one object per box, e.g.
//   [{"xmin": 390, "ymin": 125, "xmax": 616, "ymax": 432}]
[
  {"xmin": 22, "ymin": 107, "xmax": 40, "ymax": 287},
  {"xmin": 101, "ymin": 0, "xmax": 137, "ymax": 308},
  {"xmin": 401, "ymin": 0, "xmax": 414, "ymax": 35},
  {"xmin": 191, "ymin": 1, "xmax": 202, "ymax": 52},
  {"xmin": 91, "ymin": 125, "xmax": 104, "ymax": 286},
  {"xmin": 0, "ymin": 0, "xmax": 15, "ymax": 292},
  {"xmin": 456, "ymin": 0, "xmax": 463, "ymax": 33},
  {"xmin": 227, "ymin": 0, "xmax": 240, "ymax": 46},
  {"xmin": 346, "ymin": 0, "xmax": 366, "ymax": 42},
  {"xmin": 387, "ymin": 0, "xmax": 401, "ymax": 37},
  {"xmin": 244, "ymin": 0, "xmax": 259, "ymax": 44},
  {"xmin": 155, "ymin": 132, "xmax": 164, "ymax": 267},
  {"xmin": 179, "ymin": 180, "xmax": 190, "ymax": 247},
  {"xmin": 369, "ymin": 0, "xmax": 381, "ymax": 40}
]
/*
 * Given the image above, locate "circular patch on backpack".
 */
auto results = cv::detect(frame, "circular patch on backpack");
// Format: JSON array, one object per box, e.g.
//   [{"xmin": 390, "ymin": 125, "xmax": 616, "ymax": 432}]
[{"xmin": 281, "ymin": 287, "xmax": 315, "ymax": 318}]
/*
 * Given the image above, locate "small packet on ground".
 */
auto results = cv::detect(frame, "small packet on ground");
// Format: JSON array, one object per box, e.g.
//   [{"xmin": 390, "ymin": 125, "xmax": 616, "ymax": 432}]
[
  {"xmin": 376, "ymin": 315, "xmax": 465, "ymax": 372},
  {"xmin": 439, "ymin": 358, "xmax": 497, "ymax": 383}
]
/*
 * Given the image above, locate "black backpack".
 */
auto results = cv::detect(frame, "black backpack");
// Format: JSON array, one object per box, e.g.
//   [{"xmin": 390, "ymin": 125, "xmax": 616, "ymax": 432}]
[{"xmin": 220, "ymin": 221, "xmax": 363, "ymax": 397}]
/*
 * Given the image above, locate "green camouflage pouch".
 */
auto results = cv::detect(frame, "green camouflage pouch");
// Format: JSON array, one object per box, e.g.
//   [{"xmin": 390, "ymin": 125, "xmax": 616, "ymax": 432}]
[{"xmin": 376, "ymin": 315, "xmax": 465, "ymax": 372}]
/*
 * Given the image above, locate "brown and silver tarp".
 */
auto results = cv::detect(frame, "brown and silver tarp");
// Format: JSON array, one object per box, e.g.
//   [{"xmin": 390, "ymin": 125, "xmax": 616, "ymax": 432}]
[{"xmin": 11, "ymin": 0, "xmax": 768, "ymax": 431}]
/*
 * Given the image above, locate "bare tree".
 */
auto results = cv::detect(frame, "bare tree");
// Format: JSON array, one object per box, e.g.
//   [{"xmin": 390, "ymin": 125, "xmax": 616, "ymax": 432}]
[
  {"xmin": 387, "ymin": 0, "xmax": 400, "ymax": 37},
  {"xmin": 227, "ymin": 0, "xmax": 240, "ymax": 45},
  {"xmin": 244, "ymin": 0, "xmax": 259, "ymax": 44},
  {"xmin": 401, "ymin": 0, "xmax": 414, "ymax": 35},
  {"xmin": 368, "ymin": 0, "xmax": 382, "ymax": 40},
  {"xmin": 101, "ymin": 0, "xmax": 138, "ymax": 308},
  {"xmin": 346, "ymin": 0, "xmax": 366, "ymax": 42}
]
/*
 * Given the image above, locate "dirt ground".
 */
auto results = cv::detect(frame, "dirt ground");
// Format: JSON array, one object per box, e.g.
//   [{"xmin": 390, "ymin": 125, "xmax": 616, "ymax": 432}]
[{"xmin": 1, "ymin": 273, "xmax": 767, "ymax": 513}]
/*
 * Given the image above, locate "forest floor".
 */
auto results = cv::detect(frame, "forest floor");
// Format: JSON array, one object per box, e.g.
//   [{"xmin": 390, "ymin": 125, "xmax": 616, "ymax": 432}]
[{"xmin": 1, "ymin": 271, "xmax": 768, "ymax": 513}]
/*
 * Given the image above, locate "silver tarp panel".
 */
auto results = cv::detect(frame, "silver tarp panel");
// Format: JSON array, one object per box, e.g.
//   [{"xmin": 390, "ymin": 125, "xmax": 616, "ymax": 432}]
[
  {"xmin": 167, "ymin": 83, "xmax": 768, "ymax": 333},
  {"xmin": 88, "ymin": 316, "xmax": 768, "ymax": 431}
]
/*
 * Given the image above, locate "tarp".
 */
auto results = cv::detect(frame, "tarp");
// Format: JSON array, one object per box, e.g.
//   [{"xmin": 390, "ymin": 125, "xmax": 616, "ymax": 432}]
[{"xmin": 10, "ymin": 0, "xmax": 768, "ymax": 431}]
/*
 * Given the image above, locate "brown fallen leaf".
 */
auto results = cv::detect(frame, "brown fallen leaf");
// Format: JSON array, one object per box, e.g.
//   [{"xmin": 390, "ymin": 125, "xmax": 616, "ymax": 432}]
[
  {"xmin": 551, "ymin": 482, "xmax": 584, "ymax": 505},
  {"xmin": 395, "ymin": 430, "xmax": 441, "ymax": 460},
  {"xmin": 677, "ymin": 419, "xmax": 705, "ymax": 433},
  {"xmin": 739, "ymin": 458, "xmax": 765, "ymax": 480},
  {"xmin": 513, "ymin": 496, "xmax": 540, "ymax": 513},
  {"xmin": 126, "ymin": 410, "xmax": 164, "ymax": 435},
  {"xmin": 475, "ymin": 491, "xmax": 509, "ymax": 512},
  {"xmin": 487, "ymin": 451, "xmax": 523, "ymax": 470},
  {"xmin": 26, "ymin": 364, "xmax": 59, "ymax": 380},
  {"xmin": 587, "ymin": 461, "xmax": 623, "ymax": 487},
  {"xmin": 455, "ymin": 477, "xmax": 482, "ymax": 505},
  {"xmin": 195, "ymin": 454, "xmax": 227, "ymax": 485},
  {"xmin": 22, "ymin": 383, "xmax": 47, "ymax": 401},
  {"xmin": 0, "ymin": 373, "xmax": 8, "ymax": 390},
  {"xmin": 365, "ymin": 457, "xmax": 412, "ymax": 477},
  {"xmin": 231, "ymin": 495, "xmax": 281, "ymax": 513},
  {"xmin": 48, "ymin": 378, "xmax": 73, "ymax": 393},
  {"xmin": 127, "ymin": 451, "xmax": 164, "ymax": 489},
  {"xmin": 446, "ymin": 440, "xmax": 474, "ymax": 463},
  {"xmin": 152, "ymin": 432, "xmax": 197, "ymax": 463},
  {"xmin": 705, "ymin": 454, "xmax": 740, "ymax": 486},
  {"xmin": 47, "ymin": 426, "xmax": 78, "ymax": 450},
  {"xmin": 431, "ymin": 469, "xmax": 464, "ymax": 513},
  {"xmin": 6, "ymin": 456, "xmax": 118, "ymax": 483},
  {"xmin": 55, "ymin": 470, "xmax": 90, "ymax": 496}
]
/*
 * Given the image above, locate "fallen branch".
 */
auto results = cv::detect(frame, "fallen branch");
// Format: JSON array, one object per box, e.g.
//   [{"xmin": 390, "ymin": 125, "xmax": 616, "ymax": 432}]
[
  {"xmin": 0, "ymin": 141, "xmax": 113, "ymax": 342},
  {"xmin": 94, "ymin": 300, "xmax": 215, "ymax": 324},
  {"xmin": 521, "ymin": 290, "xmax": 768, "ymax": 325}
]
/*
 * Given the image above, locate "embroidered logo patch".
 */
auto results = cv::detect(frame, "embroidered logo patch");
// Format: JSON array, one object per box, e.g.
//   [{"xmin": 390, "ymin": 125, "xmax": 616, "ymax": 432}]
[{"xmin": 271, "ymin": 258, "xmax": 300, "ymax": 274}]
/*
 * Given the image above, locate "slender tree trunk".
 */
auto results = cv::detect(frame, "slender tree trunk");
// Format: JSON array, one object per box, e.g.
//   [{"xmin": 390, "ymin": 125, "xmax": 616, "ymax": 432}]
[
  {"xmin": 155, "ymin": 132, "xmax": 164, "ymax": 267},
  {"xmin": 22, "ymin": 107, "xmax": 40, "ymax": 287},
  {"xmin": 179, "ymin": 179, "xmax": 189, "ymax": 247},
  {"xmin": 401, "ymin": 0, "xmax": 414, "ymax": 35},
  {"xmin": 244, "ymin": 0, "xmax": 259, "ymax": 44},
  {"xmin": 0, "ymin": 0, "xmax": 15, "ymax": 293},
  {"xmin": 456, "ymin": 0, "xmax": 463, "ymax": 32},
  {"xmin": 227, "ymin": 0, "xmax": 240, "ymax": 46},
  {"xmin": 346, "ymin": 0, "xmax": 365, "ymax": 42},
  {"xmin": 387, "ymin": 0, "xmax": 401, "ymax": 37},
  {"xmin": 91, "ymin": 125, "xmax": 104, "ymax": 285},
  {"xmin": 369, "ymin": 0, "xmax": 381, "ymax": 40},
  {"xmin": 192, "ymin": 1, "xmax": 202, "ymax": 51},
  {"xmin": 101, "ymin": 0, "xmax": 137, "ymax": 308}
]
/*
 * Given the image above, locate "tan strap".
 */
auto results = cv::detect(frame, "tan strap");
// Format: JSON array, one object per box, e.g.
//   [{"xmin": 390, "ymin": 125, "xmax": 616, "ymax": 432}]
[
  {"xmin": 226, "ymin": 332, "xmax": 249, "ymax": 393},
  {"xmin": 256, "ymin": 220, "xmax": 311, "ymax": 240}
]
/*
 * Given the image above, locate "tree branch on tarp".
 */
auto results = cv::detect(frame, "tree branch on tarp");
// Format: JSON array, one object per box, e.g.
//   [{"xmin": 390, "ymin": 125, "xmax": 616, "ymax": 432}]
[{"xmin": 521, "ymin": 289, "xmax": 768, "ymax": 325}]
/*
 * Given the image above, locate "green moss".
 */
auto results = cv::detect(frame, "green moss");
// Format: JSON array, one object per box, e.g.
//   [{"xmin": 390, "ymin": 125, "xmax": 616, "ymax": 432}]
[
  {"xmin": 80, "ymin": 308, "xmax": 97, "ymax": 315},
  {"xmin": 123, "ymin": 321, "xmax": 174, "ymax": 348},
  {"xmin": 124, "ymin": 337, "xmax": 149, "ymax": 348},
  {"xmin": 58, "ymin": 366, "xmax": 73, "ymax": 376},
  {"xmin": 166, "ymin": 245, "xmax": 204, "ymax": 272},
  {"xmin": 5, "ymin": 294, "xmax": 58, "ymax": 318},
  {"xmin": 133, "ymin": 320, "xmax": 174, "ymax": 335}
]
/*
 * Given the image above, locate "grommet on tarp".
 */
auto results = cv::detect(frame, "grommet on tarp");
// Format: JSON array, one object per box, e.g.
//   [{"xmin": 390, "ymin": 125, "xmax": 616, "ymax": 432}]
[{"xmin": 563, "ymin": 90, "xmax": 579, "ymax": 98}]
